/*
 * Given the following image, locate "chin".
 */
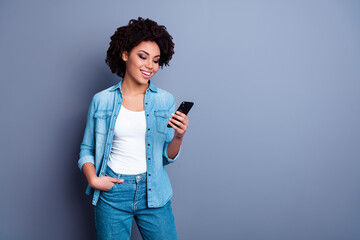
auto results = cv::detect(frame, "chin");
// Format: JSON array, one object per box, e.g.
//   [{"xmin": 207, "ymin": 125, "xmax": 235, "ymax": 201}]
[
  {"xmin": 138, "ymin": 76, "xmax": 151, "ymax": 83},
  {"xmin": 135, "ymin": 78, "xmax": 149, "ymax": 85}
]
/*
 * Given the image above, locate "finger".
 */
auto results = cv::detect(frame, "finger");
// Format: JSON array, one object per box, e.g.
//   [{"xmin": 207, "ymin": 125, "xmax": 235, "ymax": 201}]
[
  {"xmin": 169, "ymin": 117, "xmax": 184, "ymax": 129},
  {"xmin": 182, "ymin": 117, "xmax": 189, "ymax": 126},
  {"xmin": 176, "ymin": 113, "xmax": 189, "ymax": 126},
  {"xmin": 111, "ymin": 177, "xmax": 124, "ymax": 183},
  {"xmin": 176, "ymin": 111, "xmax": 187, "ymax": 118},
  {"xmin": 171, "ymin": 113, "xmax": 185, "ymax": 123},
  {"xmin": 169, "ymin": 115, "xmax": 186, "ymax": 126},
  {"xmin": 168, "ymin": 120, "xmax": 182, "ymax": 132}
]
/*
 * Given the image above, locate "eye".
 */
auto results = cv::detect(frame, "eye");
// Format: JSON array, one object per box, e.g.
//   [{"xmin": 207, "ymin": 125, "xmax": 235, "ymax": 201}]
[
  {"xmin": 138, "ymin": 54, "xmax": 146, "ymax": 60},
  {"xmin": 154, "ymin": 59, "xmax": 160, "ymax": 64}
]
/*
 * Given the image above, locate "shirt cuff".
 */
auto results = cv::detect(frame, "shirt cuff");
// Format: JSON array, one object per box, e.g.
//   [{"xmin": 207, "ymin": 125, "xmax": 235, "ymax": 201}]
[
  {"xmin": 163, "ymin": 141, "xmax": 181, "ymax": 164},
  {"xmin": 78, "ymin": 155, "xmax": 95, "ymax": 172}
]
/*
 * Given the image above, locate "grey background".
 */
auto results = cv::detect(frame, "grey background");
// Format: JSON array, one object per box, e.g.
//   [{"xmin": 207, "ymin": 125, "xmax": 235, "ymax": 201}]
[{"xmin": 1, "ymin": 0, "xmax": 359, "ymax": 239}]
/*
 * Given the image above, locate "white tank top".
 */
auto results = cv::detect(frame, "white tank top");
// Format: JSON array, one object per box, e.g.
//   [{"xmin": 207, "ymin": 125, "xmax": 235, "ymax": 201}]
[{"xmin": 107, "ymin": 105, "xmax": 147, "ymax": 174}]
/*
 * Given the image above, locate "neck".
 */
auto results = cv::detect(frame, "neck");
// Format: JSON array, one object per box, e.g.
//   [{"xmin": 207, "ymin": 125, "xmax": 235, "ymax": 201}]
[{"xmin": 121, "ymin": 77, "xmax": 149, "ymax": 95}]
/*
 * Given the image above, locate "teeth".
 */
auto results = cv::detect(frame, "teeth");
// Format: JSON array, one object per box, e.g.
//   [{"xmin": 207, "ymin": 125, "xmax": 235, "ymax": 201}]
[{"xmin": 141, "ymin": 71, "xmax": 150, "ymax": 76}]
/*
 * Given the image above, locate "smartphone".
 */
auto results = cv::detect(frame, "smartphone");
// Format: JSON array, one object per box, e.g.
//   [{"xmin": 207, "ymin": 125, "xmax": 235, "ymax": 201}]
[{"xmin": 167, "ymin": 101, "xmax": 194, "ymax": 128}]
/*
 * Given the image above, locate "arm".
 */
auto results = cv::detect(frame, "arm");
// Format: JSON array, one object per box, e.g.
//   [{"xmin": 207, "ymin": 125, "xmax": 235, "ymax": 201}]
[
  {"xmin": 82, "ymin": 162, "xmax": 98, "ymax": 188},
  {"xmin": 78, "ymin": 96, "xmax": 96, "ymax": 171},
  {"xmin": 78, "ymin": 96, "xmax": 122, "ymax": 191},
  {"xmin": 167, "ymin": 135, "xmax": 183, "ymax": 159},
  {"xmin": 167, "ymin": 111, "xmax": 189, "ymax": 159}
]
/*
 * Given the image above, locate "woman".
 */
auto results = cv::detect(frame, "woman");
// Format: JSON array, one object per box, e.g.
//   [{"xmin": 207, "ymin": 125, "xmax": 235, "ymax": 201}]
[{"xmin": 77, "ymin": 17, "xmax": 189, "ymax": 239}]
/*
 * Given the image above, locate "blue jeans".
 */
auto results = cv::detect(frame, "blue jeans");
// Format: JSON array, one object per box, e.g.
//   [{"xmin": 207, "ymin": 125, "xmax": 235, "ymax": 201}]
[{"xmin": 94, "ymin": 166, "xmax": 178, "ymax": 240}]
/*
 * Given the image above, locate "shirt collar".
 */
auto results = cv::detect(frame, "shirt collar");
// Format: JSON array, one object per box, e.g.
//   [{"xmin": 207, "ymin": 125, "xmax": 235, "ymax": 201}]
[{"xmin": 110, "ymin": 79, "xmax": 158, "ymax": 93}]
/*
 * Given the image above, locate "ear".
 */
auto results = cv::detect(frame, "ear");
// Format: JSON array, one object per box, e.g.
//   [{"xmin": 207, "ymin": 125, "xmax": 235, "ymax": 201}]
[{"xmin": 121, "ymin": 51, "xmax": 128, "ymax": 62}]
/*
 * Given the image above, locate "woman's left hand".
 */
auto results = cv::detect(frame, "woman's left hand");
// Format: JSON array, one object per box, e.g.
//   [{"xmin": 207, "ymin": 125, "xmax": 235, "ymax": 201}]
[{"xmin": 168, "ymin": 111, "xmax": 189, "ymax": 139}]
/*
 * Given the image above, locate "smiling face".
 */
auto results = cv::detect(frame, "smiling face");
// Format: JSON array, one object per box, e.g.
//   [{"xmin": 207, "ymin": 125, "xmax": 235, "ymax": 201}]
[{"xmin": 122, "ymin": 41, "xmax": 161, "ymax": 86}]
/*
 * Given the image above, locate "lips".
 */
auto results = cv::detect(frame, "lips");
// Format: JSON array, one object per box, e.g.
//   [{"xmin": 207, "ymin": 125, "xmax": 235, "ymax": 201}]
[{"xmin": 140, "ymin": 70, "xmax": 152, "ymax": 79}]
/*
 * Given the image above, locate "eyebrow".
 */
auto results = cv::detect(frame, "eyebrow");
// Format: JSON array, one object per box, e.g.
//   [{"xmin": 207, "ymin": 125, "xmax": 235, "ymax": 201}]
[{"xmin": 138, "ymin": 50, "xmax": 160, "ymax": 58}]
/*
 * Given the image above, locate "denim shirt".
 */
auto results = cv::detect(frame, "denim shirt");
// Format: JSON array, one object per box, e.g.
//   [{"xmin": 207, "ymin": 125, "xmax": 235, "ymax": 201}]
[{"xmin": 77, "ymin": 79, "xmax": 180, "ymax": 208}]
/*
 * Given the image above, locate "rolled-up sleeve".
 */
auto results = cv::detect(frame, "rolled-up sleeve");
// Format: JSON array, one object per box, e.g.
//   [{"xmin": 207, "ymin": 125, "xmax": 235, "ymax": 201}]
[
  {"xmin": 78, "ymin": 96, "xmax": 96, "ymax": 172},
  {"xmin": 162, "ymin": 97, "xmax": 181, "ymax": 165}
]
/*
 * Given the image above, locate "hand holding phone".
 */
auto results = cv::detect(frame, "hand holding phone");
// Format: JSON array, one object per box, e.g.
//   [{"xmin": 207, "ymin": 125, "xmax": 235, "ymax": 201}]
[{"xmin": 167, "ymin": 101, "xmax": 194, "ymax": 128}]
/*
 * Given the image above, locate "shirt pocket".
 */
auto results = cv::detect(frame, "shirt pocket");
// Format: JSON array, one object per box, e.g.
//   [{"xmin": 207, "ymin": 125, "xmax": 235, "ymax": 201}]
[
  {"xmin": 154, "ymin": 110, "xmax": 170, "ymax": 135},
  {"xmin": 94, "ymin": 110, "xmax": 112, "ymax": 135}
]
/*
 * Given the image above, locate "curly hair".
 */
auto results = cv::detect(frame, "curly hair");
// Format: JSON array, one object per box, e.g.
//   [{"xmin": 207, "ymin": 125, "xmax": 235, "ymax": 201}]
[{"xmin": 105, "ymin": 17, "xmax": 175, "ymax": 78}]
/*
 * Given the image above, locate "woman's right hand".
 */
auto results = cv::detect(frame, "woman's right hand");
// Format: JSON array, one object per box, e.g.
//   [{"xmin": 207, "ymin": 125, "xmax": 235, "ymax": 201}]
[{"xmin": 89, "ymin": 176, "xmax": 124, "ymax": 191}]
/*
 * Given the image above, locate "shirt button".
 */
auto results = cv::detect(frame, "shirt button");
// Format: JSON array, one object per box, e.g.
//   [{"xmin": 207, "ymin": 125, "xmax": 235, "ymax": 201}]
[
  {"xmin": 107, "ymin": 143, "xmax": 110, "ymax": 145},
  {"xmin": 110, "ymin": 128, "xmax": 113, "ymax": 131},
  {"xmin": 118, "ymin": 102, "xmax": 120, "ymax": 104},
  {"xmin": 114, "ymin": 114, "xmax": 117, "ymax": 117},
  {"xmin": 149, "ymin": 189, "xmax": 151, "ymax": 191},
  {"xmin": 148, "ymin": 174, "xmax": 151, "ymax": 176},
  {"xmin": 147, "ymin": 114, "xmax": 149, "ymax": 117},
  {"xmin": 148, "ymin": 144, "xmax": 150, "ymax": 146},
  {"xmin": 148, "ymin": 128, "xmax": 150, "ymax": 131},
  {"xmin": 145, "ymin": 102, "xmax": 148, "ymax": 105},
  {"xmin": 148, "ymin": 158, "xmax": 150, "ymax": 160}
]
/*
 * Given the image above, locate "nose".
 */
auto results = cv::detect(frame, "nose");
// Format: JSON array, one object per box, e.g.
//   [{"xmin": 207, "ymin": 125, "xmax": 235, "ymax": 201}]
[{"xmin": 145, "ymin": 59, "xmax": 153, "ymax": 70}]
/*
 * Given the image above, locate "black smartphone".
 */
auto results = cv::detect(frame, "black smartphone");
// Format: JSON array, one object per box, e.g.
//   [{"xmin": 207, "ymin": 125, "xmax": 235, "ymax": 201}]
[{"xmin": 167, "ymin": 101, "xmax": 194, "ymax": 128}]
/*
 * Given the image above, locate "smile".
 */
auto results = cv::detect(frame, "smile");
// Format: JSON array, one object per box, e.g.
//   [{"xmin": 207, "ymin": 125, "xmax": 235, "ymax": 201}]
[
  {"xmin": 141, "ymin": 71, "xmax": 151, "ymax": 76},
  {"xmin": 140, "ymin": 70, "xmax": 152, "ymax": 79}
]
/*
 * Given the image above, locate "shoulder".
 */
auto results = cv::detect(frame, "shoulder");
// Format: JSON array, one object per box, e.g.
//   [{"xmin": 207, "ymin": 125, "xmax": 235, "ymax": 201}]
[
  {"xmin": 154, "ymin": 87, "xmax": 176, "ymax": 109},
  {"xmin": 92, "ymin": 85, "xmax": 116, "ymax": 103},
  {"xmin": 155, "ymin": 87, "xmax": 175, "ymax": 103},
  {"xmin": 89, "ymin": 85, "xmax": 117, "ymax": 110}
]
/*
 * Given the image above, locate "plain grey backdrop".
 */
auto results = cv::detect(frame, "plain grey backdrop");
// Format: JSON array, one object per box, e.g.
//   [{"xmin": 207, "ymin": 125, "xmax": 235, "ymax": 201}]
[{"xmin": 1, "ymin": 0, "xmax": 359, "ymax": 239}]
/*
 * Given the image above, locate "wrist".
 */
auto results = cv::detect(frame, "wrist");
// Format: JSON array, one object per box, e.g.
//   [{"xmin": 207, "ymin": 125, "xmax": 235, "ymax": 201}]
[
  {"xmin": 174, "ymin": 136, "xmax": 183, "ymax": 141},
  {"xmin": 174, "ymin": 132, "xmax": 184, "ymax": 140},
  {"xmin": 88, "ymin": 176, "xmax": 99, "ymax": 188}
]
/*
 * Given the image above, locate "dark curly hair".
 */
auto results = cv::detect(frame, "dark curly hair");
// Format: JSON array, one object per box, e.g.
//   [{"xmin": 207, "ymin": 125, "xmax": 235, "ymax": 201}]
[{"xmin": 105, "ymin": 17, "xmax": 175, "ymax": 78}]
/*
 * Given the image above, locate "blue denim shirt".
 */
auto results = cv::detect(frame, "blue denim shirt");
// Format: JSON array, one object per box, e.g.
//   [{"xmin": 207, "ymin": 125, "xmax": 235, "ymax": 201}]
[{"xmin": 78, "ymin": 79, "xmax": 180, "ymax": 207}]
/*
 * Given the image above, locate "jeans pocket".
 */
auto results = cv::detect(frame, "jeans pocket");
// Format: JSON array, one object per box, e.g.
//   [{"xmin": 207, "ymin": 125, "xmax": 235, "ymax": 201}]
[
  {"xmin": 104, "ymin": 170, "xmax": 117, "ymax": 192},
  {"xmin": 108, "ymin": 182, "xmax": 116, "ymax": 191}
]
